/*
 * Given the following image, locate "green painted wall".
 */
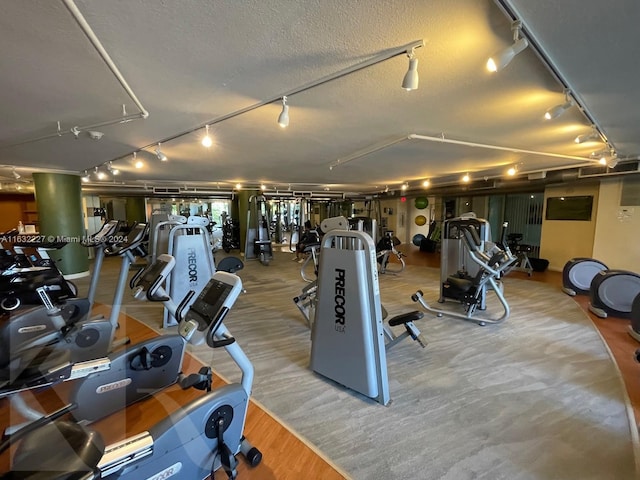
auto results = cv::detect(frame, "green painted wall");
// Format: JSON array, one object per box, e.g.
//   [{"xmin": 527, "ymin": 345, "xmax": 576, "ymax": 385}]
[
  {"xmin": 125, "ymin": 197, "xmax": 146, "ymax": 224},
  {"xmin": 32, "ymin": 173, "xmax": 89, "ymax": 277}
]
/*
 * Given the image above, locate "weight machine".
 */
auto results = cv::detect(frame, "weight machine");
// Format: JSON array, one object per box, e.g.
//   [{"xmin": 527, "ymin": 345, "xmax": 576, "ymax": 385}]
[
  {"xmin": 309, "ymin": 217, "xmax": 425, "ymax": 406},
  {"xmin": 245, "ymin": 195, "xmax": 273, "ymax": 265},
  {"xmin": 412, "ymin": 216, "xmax": 516, "ymax": 326}
]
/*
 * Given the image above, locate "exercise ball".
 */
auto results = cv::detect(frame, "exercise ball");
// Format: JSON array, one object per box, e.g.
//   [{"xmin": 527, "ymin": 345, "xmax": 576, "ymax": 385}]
[
  {"xmin": 415, "ymin": 197, "xmax": 429, "ymax": 209},
  {"xmin": 415, "ymin": 215, "xmax": 427, "ymax": 226},
  {"xmin": 412, "ymin": 234, "xmax": 425, "ymax": 246}
]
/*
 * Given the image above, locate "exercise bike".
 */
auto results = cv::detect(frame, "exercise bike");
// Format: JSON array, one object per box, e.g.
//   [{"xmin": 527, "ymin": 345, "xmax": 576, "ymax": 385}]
[
  {"xmin": 1, "ymin": 267, "xmax": 262, "ymax": 479},
  {"xmin": 2, "ymin": 254, "xmax": 231, "ymax": 431},
  {"xmin": 0, "ymin": 222, "xmax": 146, "ymax": 366},
  {"xmin": 0, "ymin": 241, "xmax": 79, "ymax": 312}
]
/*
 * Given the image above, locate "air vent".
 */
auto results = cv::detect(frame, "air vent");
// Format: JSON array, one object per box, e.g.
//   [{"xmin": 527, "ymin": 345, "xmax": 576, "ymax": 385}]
[
  {"xmin": 579, "ymin": 161, "xmax": 639, "ymax": 178},
  {"xmin": 467, "ymin": 180, "xmax": 496, "ymax": 191},
  {"xmin": 152, "ymin": 187, "xmax": 181, "ymax": 194}
]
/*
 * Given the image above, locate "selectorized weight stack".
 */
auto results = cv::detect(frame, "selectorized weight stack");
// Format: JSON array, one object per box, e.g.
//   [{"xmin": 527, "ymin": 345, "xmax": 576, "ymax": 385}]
[
  {"xmin": 310, "ymin": 221, "xmax": 391, "ymax": 405},
  {"xmin": 245, "ymin": 195, "xmax": 273, "ymax": 265},
  {"xmin": 164, "ymin": 216, "xmax": 215, "ymax": 328}
]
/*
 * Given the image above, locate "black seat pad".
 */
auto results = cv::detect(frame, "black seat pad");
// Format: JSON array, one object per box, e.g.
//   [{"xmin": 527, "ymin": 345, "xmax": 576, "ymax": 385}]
[
  {"xmin": 8, "ymin": 421, "xmax": 104, "ymax": 480},
  {"xmin": 446, "ymin": 276, "xmax": 473, "ymax": 292},
  {"xmin": 388, "ymin": 310, "xmax": 424, "ymax": 326},
  {"xmin": 302, "ymin": 242, "xmax": 320, "ymax": 253}
]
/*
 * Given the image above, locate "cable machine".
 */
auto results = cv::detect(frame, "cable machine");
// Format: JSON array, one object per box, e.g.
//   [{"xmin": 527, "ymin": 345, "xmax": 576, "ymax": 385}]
[{"xmin": 245, "ymin": 195, "xmax": 273, "ymax": 265}]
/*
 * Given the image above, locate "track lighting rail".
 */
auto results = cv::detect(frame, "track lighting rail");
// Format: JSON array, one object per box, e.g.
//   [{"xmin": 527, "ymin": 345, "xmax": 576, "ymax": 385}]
[
  {"xmin": 128, "ymin": 39, "xmax": 425, "ymax": 159},
  {"xmin": 493, "ymin": 0, "xmax": 612, "ymax": 152}
]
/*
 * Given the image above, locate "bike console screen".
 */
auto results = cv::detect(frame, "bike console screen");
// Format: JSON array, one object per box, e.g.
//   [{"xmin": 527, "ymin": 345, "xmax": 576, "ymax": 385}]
[
  {"xmin": 188, "ymin": 278, "xmax": 232, "ymax": 331},
  {"xmin": 139, "ymin": 259, "xmax": 171, "ymax": 291}
]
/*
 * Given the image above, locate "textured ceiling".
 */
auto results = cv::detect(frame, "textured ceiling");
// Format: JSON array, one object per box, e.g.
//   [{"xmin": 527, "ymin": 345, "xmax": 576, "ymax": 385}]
[{"xmin": 0, "ymin": 0, "xmax": 637, "ymax": 195}]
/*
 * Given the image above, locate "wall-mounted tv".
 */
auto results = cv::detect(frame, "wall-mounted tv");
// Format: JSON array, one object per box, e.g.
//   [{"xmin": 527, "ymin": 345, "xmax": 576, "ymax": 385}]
[{"xmin": 545, "ymin": 195, "xmax": 593, "ymax": 221}]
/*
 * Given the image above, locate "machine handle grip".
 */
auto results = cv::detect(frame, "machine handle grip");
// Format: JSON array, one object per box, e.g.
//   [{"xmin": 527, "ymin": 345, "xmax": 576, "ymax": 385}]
[
  {"xmin": 129, "ymin": 266, "xmax": 146, "ymax": 289},
  {"xmin": 146, "ymin": 290, "xmax": 170, "ymax": 302},
  {"xmin": 176, "ymin": 290, "xmax": 196, "ymax": 322},
  {"xmin": 212, "ymin": 335, "xmax": 236, "ymax": 348}
]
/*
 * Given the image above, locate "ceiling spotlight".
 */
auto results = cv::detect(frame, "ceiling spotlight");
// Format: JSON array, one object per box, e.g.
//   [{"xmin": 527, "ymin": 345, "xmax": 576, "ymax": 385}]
[
  {"xmin": 119, "ymin": 104, "xmax": 134, "ymax": 124},
  {"xmin": 202, "ymin": 125, "xmax": 213, "ymax": 148},
  {"xmin": 574, "ymin": 128, "xmax": 600, "ymax": 144},
  {"xmin": 155, "ymin": 143, "xmax": 168, "ymax": 161},
  {"xmin": 401, "ymin": 48, "xmax": 419, "ymax": 91},
  {"xmin": 133, "ymin": 152, "xmax": 144, "ymax": 169},
  {"xmin": 94, "ymin": 166, "xmax": 106, "ymax": 180},
  {"xmin": 462, "ymin": 173, "xmax": 471, "ymax": 183},
  {"xmin": 11, "ymin": 168, "xmax": 20, "ymax": 180},
  {"xmin": 507, "ymin": 166, "xmax": 517, "ymax": 176},
  {"xmin": 401, "ymin": 183, "xmax": 408, "ymax": 191},
  {"xmin": 277, "ymin": 96, "xmax": 289, "ymax": 128},
  {"xmin": 590, "ymin": 149, "xmax": 609, "ymax": 165},
  {"xmin": 81, "ymin": 170, "xmax": 90, "ymax": 182},
  {"xmin": 544, "ymin": 92, "xmax": 573, "ymax": 120},
  {"xmin": 106, "ymin": 161, "xmax": 120, "ymax": 175},
  {"xmin": 487, "ymin": 20, "xmax": 529, "ymax": 72},
  {"xmin": 606, "ymin": 154, "xmax": 619, "ymax": 169},
  {"xmin": 422, "ymin": 180, "xmax": 430, "ymax": 188},
  {"xmin": 260, "ymin": 184, "xmax": 266, "ymax": 191},
  {"xmin": 235, "ymin": 183, "xmax": 242, "ymax": 190}
]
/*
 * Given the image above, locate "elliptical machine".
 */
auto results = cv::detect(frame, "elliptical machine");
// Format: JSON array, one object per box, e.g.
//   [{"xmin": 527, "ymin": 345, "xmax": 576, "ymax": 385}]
[
  {"xmin": 588, "ymin": 269, "xmax": 640, "ymax": 319},
  {"xmin": 561, "ymin": 258, "xmax": 608, "ymax": 296},
  {"xmin": 629, "ymin": 293, "xmax": 640, "ymax": 342},
  {"xmin": 1, "ymin": 267, "xmax": 262, "ymax": 479}
]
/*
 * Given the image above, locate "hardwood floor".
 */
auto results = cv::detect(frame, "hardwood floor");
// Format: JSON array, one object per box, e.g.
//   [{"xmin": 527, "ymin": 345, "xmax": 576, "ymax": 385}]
[
  {"xmin": 0, "ymin": 306, "xmax": 346, "ymax": 479},
  {"xmin": 398, "ymin": 243, "xmax": 640, "ymax": 424}
]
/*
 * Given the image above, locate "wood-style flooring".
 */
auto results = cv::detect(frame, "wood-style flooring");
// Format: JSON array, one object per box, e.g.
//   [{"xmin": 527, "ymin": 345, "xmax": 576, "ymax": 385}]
[
  {"xmin": 398, "ymin": 243, "xmax": 640, "ymax": 423},
  {"xmin": 0, "ymin": 308, "xmax": 346, "ymax": 479},
  {"xmin": 1, "ymin": 244, "xmax": 638, "ymax": 479}
]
